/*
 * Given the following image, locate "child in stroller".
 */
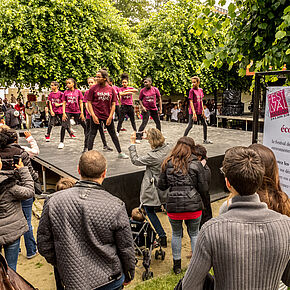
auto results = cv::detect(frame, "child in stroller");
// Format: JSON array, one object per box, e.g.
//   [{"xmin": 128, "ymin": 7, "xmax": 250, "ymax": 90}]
[{"xmin": 130, "ymin": 207, "xmax": 166, "ymax": 281}]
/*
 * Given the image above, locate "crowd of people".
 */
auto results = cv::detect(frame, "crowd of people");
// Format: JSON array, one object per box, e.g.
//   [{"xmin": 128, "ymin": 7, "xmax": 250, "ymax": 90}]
[{"xmin": 0, "ymin": 72, "xmax": 289, "ymax": 290}]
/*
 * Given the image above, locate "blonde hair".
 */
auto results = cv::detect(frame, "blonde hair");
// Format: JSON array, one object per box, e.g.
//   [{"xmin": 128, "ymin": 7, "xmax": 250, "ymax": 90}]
[
  {"xmin": 191, "ymin": 76, "xmax": 200, "ymax": 83},
  {"xmin": 146, "ymin": 128, "xmax": 165, "ymax": 149}
]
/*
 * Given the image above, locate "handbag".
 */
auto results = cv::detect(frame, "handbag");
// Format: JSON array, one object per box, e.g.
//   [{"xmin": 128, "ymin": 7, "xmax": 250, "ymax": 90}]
[{"xmin": 0, "ymin": 253, "xmax": 36, "ymax": 290}]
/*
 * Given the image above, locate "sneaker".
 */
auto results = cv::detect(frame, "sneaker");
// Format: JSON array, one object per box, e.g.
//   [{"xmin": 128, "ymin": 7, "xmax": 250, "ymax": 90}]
[
  {"xmin": 104, "ymin": 129, "xmax": 107, "ymax": 133},
  {"xmin": 27, "ymin": 250, "xmax": 38, "ymax": 259},
  {"xmin": 120, "ymin": 128, "xmax": 127, "ymax": 131},
  {"xmin": 103, "ymin": 145, "xmax": 113, "ymax": 152},
  {"xmin": 118, "ymin": 152, "xmax": 129, "ymax": 159},
  {"xmin": 70, "ymin": 134, "xmax": 77, "ymax": 139},
  {"xmin": 58, "ymin": 142, "xmax": 64, "ymax": 149},
  {"xmin": 116, "ymin": 132, "xmax": 119, "ymax": 137},
  {"xmin": 135, "ymin": 140, "xmax": 141, "ymax": 144},
  {"xmin": 203, "ymin": 140, "xmax": 213, "ymax": 144},
  {"xmin": 45, "ymin": 135, "xmax": 50, "ymax": 142}
]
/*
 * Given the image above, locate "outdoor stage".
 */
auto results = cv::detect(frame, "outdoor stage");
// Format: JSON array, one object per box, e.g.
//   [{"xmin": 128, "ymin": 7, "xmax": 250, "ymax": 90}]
[{"xmin": 20, "ymin": 119, "xmax": 263, "ymax": 213}]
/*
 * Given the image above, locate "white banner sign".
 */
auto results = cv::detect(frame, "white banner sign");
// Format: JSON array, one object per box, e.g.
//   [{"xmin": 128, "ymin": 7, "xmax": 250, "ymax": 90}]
[{"xmin": 263, "ymin": 86, "xmax": 290, "ymax": 195}]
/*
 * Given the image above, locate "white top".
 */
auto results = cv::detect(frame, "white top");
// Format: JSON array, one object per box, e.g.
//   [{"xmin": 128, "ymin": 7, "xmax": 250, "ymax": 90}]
[
  {"xmin": 21, "ymin": 136, "xmax": 40, "ymax": 157},
  {"xmin": 171, "ymin": 108, "xmax": 180, "ymax": 121}
]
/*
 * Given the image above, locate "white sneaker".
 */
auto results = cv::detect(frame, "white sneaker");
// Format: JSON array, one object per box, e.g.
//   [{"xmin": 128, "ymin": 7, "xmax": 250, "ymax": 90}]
[
  {"xmin": 118, "ymin": 152, "xmax": 129, "ymax": 159},
  {"xmin": 135, "ymin": 140, "xmax": 141, "ymax": 144},
  {"xmin": 116, "ymin": 132, "xmax": 119, "ymax": 137},
  {"xmin": 58, "ymin": 142, "xmax": 64, "ymax": 149}
]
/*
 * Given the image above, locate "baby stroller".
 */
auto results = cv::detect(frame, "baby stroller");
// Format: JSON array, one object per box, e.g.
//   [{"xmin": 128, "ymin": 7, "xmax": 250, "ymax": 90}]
[{"xmin": 130, "ymin": 207, "xmax": 166, "ymax": 281}]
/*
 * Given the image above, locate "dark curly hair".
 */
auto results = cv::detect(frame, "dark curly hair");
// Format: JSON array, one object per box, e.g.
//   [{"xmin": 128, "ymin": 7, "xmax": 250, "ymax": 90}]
[{"xmin": 0, "ymin": 126, "xmax": 18, "ymax": 149}]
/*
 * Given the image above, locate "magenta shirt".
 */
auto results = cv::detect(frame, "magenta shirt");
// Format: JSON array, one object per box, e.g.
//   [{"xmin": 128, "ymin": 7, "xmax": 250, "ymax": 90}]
[
  {"xmin": 119, "ymin": 87, "xmax": 135, "ymax": 106},
  {"xmin": 112, "ymin": 85, "xmax": 120, "ymax": 106},
  {"xmin": 63, "ymin": 89, "xmax": 83, "ymax": 114},
  {"xmin": 188, "ymin": 88, "xmax": 204, "ymax": 115},
  {"xmin": 87, "ymin": 84, "xmax": 117, "ymax": 120},
  {"xmin": 83, "ymin": 91, "xmax": 91, "ymax": 119},
  {"xmin": 48, "ymin": 91, "xmax": 63, "ymax": 114},
  {"xmin": 139, "ymin": 87, "xmax": 160, "ymax": 111}
]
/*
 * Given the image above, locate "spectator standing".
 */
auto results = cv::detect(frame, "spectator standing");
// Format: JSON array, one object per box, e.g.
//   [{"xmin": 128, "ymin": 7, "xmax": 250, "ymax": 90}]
[
  {"xmin": 5, "ymin": 104, "xmax": 20, "ymax": 129},
  {"xmin": 165, "ymin": 100, "xmax": 172, "ymax": 121},
  {"xmin": 37, "ymin": 150, "xmax": 135, "ymax": 289},
  {"xmin": 15, "ymin": 98, "xmax": 26, "ymax": 129},
  {"xmin": 158, "ymin": 137, "xmax": 208, "ymax": 274},
  {"xmin": 128, "ymin": 129, "xmax": 170, "ymax": 248},
  {"xmin": 171, "ymin": 104, "xmax": 180, "ymax": 122},
  {"xmin": 0, "ymin": 157, "xmax": 34, "ymax": 270},
  {"xmin": 181, "ymin": 146, "xmax": 290, "ymax": 290},
  {"xmin": 25, "ymin": 101, "xmax": 35, "ymax": 129}
]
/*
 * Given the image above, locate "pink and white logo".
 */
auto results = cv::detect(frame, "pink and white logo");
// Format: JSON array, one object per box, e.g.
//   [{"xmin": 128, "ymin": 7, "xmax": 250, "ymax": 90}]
[{"xmin": 268, "ymin": 89, "xmax": 289, "ymax": 118}]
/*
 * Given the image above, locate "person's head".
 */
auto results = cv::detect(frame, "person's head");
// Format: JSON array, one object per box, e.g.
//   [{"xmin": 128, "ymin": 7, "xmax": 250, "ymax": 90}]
[
  {"xmin": 146, "ymin": 128, "xmax": 165, "ymax": 149},
  {"xmin": 96, "ymin": 69, "xmax": 109, "ymax": 86},
  {"xmin": 87, "ymin": 77, "xmax": 96, "ymax": 88},
  {"xmin": 131, "ymin": 207, "xmax": 146, "ymax": 222},
  {"xmin": 25, "ymin": 101, "xmax": 32, "ymax": 109},
  {"xmin": 78, "ymin": 150, "xmax": 107, "ymax": 183},
  {"xmin": 50, "ymin": 81, "xmax": 60, "ymax": 92},
  {"xmin": 144, "ymin": 77, "xmax": 152, "ymax": 89},
  {"xmin": 191, "ymin": 76, "xmax": 200, "ymax": 89},
  {"xmin": 66, "ymin": 78, "xmax": 77, "ymax": 90},
  {"xmin": 55, "ymin": 177, "xmax": 76, "ymax": 191},
  {"xmin": 162, "ymin": 136, "xmax": 196, "ymax": 175},
  {"xmin": 249, "ymin": 144, "xmax": 290, "ymax": 216},
  {"xmin": 174, "ymin": 104, "xmax": 178, "ymax": 109},
  {"xmin": 222, "ymin": 146, "xmax": 264, "ymax": 196},
  {"xmin": 17, "ymin": 97, "xmax": 21, "ymax": 104},
  {"xmin": 0, "ymin": 126, "xmax": 18, "ymax": 149},
  {"xmin": 195, "ymin": 144, "xmax": 207, "ymax": 161}
]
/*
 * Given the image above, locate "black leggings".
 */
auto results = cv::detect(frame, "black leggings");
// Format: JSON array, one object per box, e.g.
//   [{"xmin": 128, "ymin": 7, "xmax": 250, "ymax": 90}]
[
  {"xmin": 85, "ymin": 118, "xmax": 107, "ymax": 149},
  {"xmin": 117, "ymin": 105, "xmax": 136, "ymax": 132},
  {"xmin": 88, "ymin": 119, "xmax": 121, "ymax": 153},
  {"xmin": 115, "ymin": 105, "xmax": 120, "ymax": 121},
  {"xmin": 184, "ymin": 114, "xmax": 207, "ymax": 140},
  {"xmin": 47, "ymin": 114, "xmax": 72, "ymax": 142},
  {"xmin": 137, "ymin": 110, "xmax": 161, "ymax": 138}
]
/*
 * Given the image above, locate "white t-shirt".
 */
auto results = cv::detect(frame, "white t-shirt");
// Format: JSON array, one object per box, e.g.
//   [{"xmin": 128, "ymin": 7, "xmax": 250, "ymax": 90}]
[{"xmin": 171, "ymin": 108, "xmax": 180, "ymax": 121}]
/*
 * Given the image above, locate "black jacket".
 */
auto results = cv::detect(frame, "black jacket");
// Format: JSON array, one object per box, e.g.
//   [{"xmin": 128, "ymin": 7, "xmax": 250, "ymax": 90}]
[{"xmin": 157, "ymin": 155, "xmax": 208, "ymax": 213}]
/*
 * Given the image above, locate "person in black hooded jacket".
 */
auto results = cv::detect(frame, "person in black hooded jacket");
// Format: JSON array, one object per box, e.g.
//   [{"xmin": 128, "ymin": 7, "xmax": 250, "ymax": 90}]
[{"xmin": 157, "ymin": 137, "xmax": 208, "ymax": 274}]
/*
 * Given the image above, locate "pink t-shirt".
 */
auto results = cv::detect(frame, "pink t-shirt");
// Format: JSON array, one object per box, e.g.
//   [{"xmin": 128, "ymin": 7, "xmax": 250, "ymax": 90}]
[
  {"xmin": 112, "ymin": 85, "xmax": 120, "ymax": 106},
  {"xmin": 87, "ymin": 84, "xmax": 117, "ymax": 120},
  {"xmin": 188, "ymin": 88, "xmax": 204, "ymax": 115},
  {"xmin": 119, "ymin": 86, "xmax": 135, "ymax": 106},
  {"xmin": 63, "ymin": 89, "xmax": 83, "ymax": 114},
  {"xmin": 139, "ymin": 86, "xmax": 160, "ymax": 111},
  {"xmin": 83, "ymin": 90, "xmax": 91, "ymax": 119},
  {"xmin": 48, "ymin": 91, "xmax": 63, "ymax": 114}
]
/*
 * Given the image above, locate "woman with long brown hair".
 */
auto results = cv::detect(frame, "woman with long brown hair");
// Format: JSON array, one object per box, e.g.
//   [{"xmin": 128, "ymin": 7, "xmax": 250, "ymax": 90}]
[
  {"xmin": 249, "ymin": 144, "xmax": 290, "ymax": 216},
  {"xmin": 157, "ymin": 137, "xmax": 208, "ymax": 274}
]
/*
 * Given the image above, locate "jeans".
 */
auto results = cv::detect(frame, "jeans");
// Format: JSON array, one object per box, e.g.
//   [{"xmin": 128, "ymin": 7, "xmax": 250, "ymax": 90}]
[
  {"xmin": 96, "ymin": 273, "xmax": 125, "ymax": 290},
  {"xmin": 144, "ymin": 206, "xmax": 166, "ymax": 238},
  {"xmin": 137, "ymin": 110, "xmax": 161, "ymax": 139},
  {"xmin": 184, "ymin": 114, "xmax": 207, "ymax": 140},
  {"xmin": 0, "ymin": 238, "xmax": 20, "ymax": 271},
  {"xmin": 22, "ymin": 198, "xmax": 37, "ymax": 257},
  {"xmin": 88, "ymin": 119, "xmax": 121, "ymax": 153},
  {"xmin": 169, "ymin": 216, "xmax": 201, "ymax": 260},
  {"xmin": 117, "ymin": 105, "xmax": 137, "ymax": 132}
]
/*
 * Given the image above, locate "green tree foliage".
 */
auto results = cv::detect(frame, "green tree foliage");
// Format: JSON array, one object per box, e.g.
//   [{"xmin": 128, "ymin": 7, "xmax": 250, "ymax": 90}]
[
  {"xmin": 202, "ymin": 0, "xmax": 290, "ymax": 75},
  {"xmin": 0, "ymin": 0, "xmax": 140, "ymax": 89},
  {"xmin": 137, "ymin": 0, "xmax": 248, "ymax": 96}
]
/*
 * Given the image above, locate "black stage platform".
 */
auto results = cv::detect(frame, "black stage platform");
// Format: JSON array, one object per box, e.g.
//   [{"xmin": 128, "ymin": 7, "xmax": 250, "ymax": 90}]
[{"xmin": 20, "ymin": 120, "xmax": 262, "ymax": 213}]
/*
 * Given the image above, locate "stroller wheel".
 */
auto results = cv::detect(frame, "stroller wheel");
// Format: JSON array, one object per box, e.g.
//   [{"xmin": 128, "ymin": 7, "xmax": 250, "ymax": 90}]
[
  {"xmin": 161, "ymin": 249, "xmax": 166, "ymax": 260},
  {"xmin": 155, "ymin": 250, "xmax": 159, "ymax": 260},
  {"xmin": 142, "ymin": 271, "xmax": 153, "ymax": 281}
]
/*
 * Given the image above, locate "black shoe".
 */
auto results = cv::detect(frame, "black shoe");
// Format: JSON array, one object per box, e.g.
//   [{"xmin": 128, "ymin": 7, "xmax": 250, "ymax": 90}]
[
  {"xmin": 173, "ymin": 259, "xmax": 181, "ymax": 274},
  {"xmin": 160, "ymin": 236, "xmax": 167, "ymax": 248},
  {"xmin": 103, "ymin": 145, "xmax": 113, "ymax": 152},
  {"xmin": 203, "ymin": 139, "xmax": 213, "ymax": 144}
]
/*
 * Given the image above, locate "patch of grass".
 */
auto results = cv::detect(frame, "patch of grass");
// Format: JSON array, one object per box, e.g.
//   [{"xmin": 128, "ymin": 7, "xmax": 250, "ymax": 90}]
[{"xmin": 133, "ymin": 270, "xmax": 185, "ymax": 290}]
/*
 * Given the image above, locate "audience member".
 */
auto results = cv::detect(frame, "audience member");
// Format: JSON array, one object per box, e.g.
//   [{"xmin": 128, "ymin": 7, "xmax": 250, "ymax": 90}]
[
  {"xmin": 128, "ymin": 128, "xmax": 170, "ymax": 248},
  {"xmin": 37, "ymin": 150, "xmax": 135, "ymax": 289},
  {"xmin": 158, "ymin": 137, "xmax": 208, "ymax": 274},
  {"xmin": 5, "ymin": 104, "xmax": 20, "ymax": 129},
  {"xmin": 171, "ymin": 104, "xmax": 180, "ymax": 122},
  {"xmin": 181, "ymin": 146, "xmax": 290, "ymax": 290}
]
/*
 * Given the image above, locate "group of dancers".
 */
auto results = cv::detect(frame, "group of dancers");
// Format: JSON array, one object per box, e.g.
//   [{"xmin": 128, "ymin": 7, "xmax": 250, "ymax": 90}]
[{"xmin": 45, "ymin": 71, "xmax": 212, "ymax": 157}]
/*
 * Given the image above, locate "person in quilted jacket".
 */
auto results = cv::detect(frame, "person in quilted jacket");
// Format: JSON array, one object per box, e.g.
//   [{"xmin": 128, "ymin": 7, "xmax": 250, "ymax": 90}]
[{"xmin": 37, "ymin": 150, "xmax": 135, "ymax": 290}]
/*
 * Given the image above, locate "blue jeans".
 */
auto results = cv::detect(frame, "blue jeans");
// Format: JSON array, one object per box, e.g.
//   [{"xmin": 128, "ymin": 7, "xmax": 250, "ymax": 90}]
[
  {"xmin": 144, "ymin": 206, "xmax": 166, "ymax": 238},
  {"xmin": 96, "ymin": 273, "xmax": 125, "ymax": 290},
  {"xmin": 21, "ymin": 198, "xmax": 37, "ymax": 257},
  {"xmin": 169, "ymin": 216, "xmax": 201, "ymax": 260},
  {"xmin": 1, "ymin": 238, "xmax": 20, "ymax": 271}
]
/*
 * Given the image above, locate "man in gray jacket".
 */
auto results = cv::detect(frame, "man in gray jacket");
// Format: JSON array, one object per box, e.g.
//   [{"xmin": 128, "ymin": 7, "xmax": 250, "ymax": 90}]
[
  {"xmin": 181, "ymin": 146, "xmax": 290, "ymax": 290},
  {"xmin": 37, "ymin": 150, "xmax": 135, "ymax": 290}
]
